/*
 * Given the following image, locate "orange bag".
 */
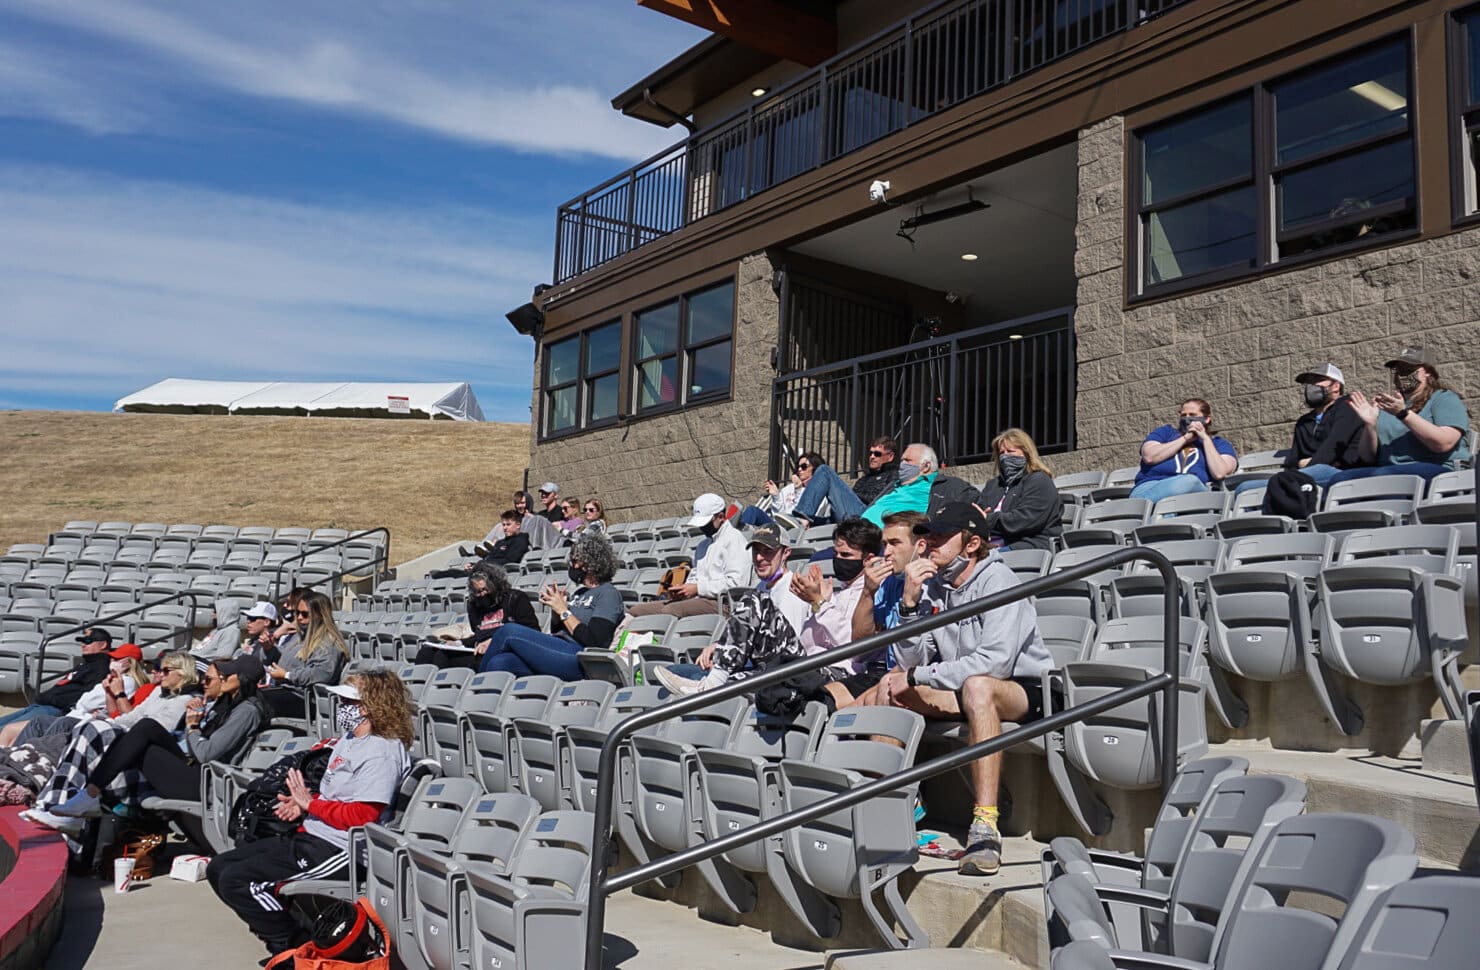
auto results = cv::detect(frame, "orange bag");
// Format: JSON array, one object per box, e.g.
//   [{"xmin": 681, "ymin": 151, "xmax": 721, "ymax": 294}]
[{"xmin": 265, "ymin": 898, "xmax": 392, "ymax": 970}]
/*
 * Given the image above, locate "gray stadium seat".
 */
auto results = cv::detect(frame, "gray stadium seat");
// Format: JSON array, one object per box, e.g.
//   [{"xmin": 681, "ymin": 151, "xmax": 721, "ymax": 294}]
[
  {"xmin": 1134, "ymin": 492, "xmax": 1231, "ymax": 543},
  {"xmin": 411, "ymin": 669, "xmax": 508, "ymax": 773},
  {"xmin": 1332, "ymin": 874, "xmax": 1480, "ymax": 970},
  {"xmin": 1057, "ymin": 471, "xmax": 1108, "ymax": 500},
  {"xmin": 1001, "ymin": 548, "xmax": 1053, "ymax": 580},
  {"xmin": 463, "ymin": 675, "xmax": 561, "ymax": 795},
  {"xmin": 510, "ymin": 680, "xmax": 614, "ymax": 810},
  {"xmin": 1063, "ymin": 499, "xmax": 1153, "ymax": 547},
  {"xmin": 1310, "ymin": 474, "xmax": 1425, "ymax": 534}
]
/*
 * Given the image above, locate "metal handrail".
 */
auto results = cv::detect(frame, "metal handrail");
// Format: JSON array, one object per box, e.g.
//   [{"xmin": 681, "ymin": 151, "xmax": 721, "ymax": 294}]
[
  {"xmin": 581, "ymin": 545, "xmax": 1182, "ymax": 968},
  {"xmin": 29, "ymin": 589, "xmax": 212, "ymax": 700},
  {"xmin": 269, "ymin": 527, "xmax": 391, "ymax": 601}
]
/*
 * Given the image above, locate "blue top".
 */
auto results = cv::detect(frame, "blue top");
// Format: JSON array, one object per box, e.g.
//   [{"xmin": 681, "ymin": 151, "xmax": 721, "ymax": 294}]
[
  {"xmin": 1134, "ymin": 424, "xmax": 1238, "ymax": 486},
  {"xmin": 1377, "ymin": 389, "xmax": 1471, "ymax": 470},
  {"xmin": 872, "ymin": 574, "xmax": 907, "ymax": 669}
]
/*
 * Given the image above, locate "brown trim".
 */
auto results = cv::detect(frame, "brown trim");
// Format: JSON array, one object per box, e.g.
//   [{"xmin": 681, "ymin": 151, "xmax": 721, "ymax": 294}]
[
  {"xmin": 542, "ymin": 0, "xmax": 1475, "ymax": 325},
  {"xmin": 1448, "ymin": 3, "xmax": 1480, "ymax": 223}
]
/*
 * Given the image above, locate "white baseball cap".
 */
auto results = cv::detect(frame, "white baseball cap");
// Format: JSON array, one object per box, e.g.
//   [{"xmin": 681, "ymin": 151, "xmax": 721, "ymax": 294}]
[
  {"xmin": 243, "ymin": 602, "xmax": 279, "ymax": 622},
  {"xmin": 686, "ymin": 492, "xmax": 727, "ymax": 528},
  {"xmin": 538, "ymin": 481, "xmax": 559, "ymax": 494},
  {"xmin": 324, "ymin": 683, "xmax": 361, "ymax": 701},
  {"xmin": 1294, "ymin": 362, "xmax": 1345, "ymax": 385}
]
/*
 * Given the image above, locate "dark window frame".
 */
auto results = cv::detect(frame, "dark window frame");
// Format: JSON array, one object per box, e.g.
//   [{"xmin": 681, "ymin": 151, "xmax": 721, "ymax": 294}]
[
  {"xmin": 1450, "ymin": 3, "xmax": 1480, "ymax": 226},
  {"xmin": 1130, "ymin": 33, "xmax": 1419, "ymax": 302},
  {"xmin": 539, "ymin": 318, "xmax": 622, "ymax": 442},
  {"xmin": 631, "ymin": 278, "xmax": 737, "ymax": 418}
]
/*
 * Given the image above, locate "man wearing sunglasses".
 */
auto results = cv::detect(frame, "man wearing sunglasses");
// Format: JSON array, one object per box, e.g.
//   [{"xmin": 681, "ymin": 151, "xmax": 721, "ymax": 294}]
[
  {"xmin": 0, "ymin": 627, "xmax": 119, "ymax": 729},
  {"xmin": 852, "ymin": 436, "xmax": 901, "ymax": 506}
]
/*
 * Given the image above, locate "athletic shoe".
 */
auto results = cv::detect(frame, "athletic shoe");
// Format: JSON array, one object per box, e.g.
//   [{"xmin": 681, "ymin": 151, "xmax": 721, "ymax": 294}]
[
  {"xmin": 26, "ymin": 808, "xmax": 85, "ymax": 836},
  {"xmin": 958, "ymin": 819, "xmax": 1002, "ymax": 876},
  {"xmin": 653, "ymin": 665, "xmax": 706, "ymax": 697},
  {"xmin": 53, "ymin": 788, "xmax": 102, "ymax": 818}
]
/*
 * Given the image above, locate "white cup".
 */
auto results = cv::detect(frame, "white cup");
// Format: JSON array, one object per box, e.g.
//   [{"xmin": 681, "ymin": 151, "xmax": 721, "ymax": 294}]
[{"xmin": 113, "ymin": 857, "xmax": 136, "ymax": 893}]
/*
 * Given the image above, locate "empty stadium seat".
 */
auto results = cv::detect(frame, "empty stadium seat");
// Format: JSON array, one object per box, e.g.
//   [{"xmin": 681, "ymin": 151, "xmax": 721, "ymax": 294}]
[
  {"xmin": 463, "ymin": 675, "xmax": 562, "ymax": 794},
  {"xmin": 1310, "ymin": 475, "xmax": 1425, "ymax": 534},
  {"xmin": 510, "ymin": 680, "xmax": 614, "ymax": 810}
]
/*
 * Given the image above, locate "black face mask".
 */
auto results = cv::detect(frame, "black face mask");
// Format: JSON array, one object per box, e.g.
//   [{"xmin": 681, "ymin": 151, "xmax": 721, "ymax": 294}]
[
  {"xmin": 698, "ymin": 522, "xmax": 719, "ymax": 539},
  {"xmin": 1178, "ymin": 415, "xmax": 1207, "ymax": 433},
  {"xmin": 568, "ymin": 565, "xmax": 586, "ymax": 585},
  {"xmin": 832, "ymin": 557, "xmax": 865, "ymax": 583},
  {"xmin": 1393, "ymin": 371, "xmax": 1420, "ymax": 395},
  {"xmin": 998, "ymin": 454, "xmax": 1027, "ymax": 484},
  {"xmin": 1303, "ymin": 384, "xmax": 1329, "ymax": 408}
]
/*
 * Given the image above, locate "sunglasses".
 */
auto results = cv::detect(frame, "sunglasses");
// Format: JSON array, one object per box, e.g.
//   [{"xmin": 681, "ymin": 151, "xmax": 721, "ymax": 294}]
[
  {"xmin": 797, "ymin": 462, "xmax": 812, "ymax": 470},
  {"xmin": 294, "ymin": 609, "xmax": 311, "ymax": 619},
  {"xmin": 869, "ymin": 450, "xmax": 889, "ymax": 458},
  {"xmin": 584, "ymin": 506, "xmax": 598, "ymax": 512}
]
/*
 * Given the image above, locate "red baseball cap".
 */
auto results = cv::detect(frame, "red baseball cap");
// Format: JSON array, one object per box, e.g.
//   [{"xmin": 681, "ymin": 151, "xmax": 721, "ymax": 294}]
[{"xmin": 108, "ymin": 643, "xmax": 143, "ymax": 661}]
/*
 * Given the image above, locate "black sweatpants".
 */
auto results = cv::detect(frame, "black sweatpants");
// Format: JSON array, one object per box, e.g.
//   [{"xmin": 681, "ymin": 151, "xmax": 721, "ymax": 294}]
[
  {"xmin": 412, "ymin": 642, "xmax": 480, "ymax": 671},
  {"xmin": 208, "ymin": 831, "xmax": 349, "ymax": 954},
  {"xmin": 91, "ymin": 719, "xmax": 210, "ymax": 846}
]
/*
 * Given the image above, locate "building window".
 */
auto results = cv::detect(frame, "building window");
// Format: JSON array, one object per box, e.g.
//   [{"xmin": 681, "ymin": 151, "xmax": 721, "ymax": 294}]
[
  {"xmin": 633, "ymin": 279, "xmax": 735, "ymax": 415},
  {"xmin": 1133, "ymin": 37, "xmax": 1415, "ymax": 297},
  {"xmin": 1454, "ymin": 5, "xmax": 1480, "ymax": 217},
  {"xmin": 542, "ymin": 319, "xmax": 620, "ymax": 438}
]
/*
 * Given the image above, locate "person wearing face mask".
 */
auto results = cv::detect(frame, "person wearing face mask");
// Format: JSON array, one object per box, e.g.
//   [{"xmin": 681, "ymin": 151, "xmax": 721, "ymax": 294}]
[
  {"xmin": 476, "ymin": 532, "xmax": 626, "ymax": 680},
  {"xmin": 42, "ymin": 655, "xmax": 268, "ymax": 837},
  {"xmin": 862, "ymin": 442, "xmax": 980, "ymax": 527},
  {"xmin": 1130, "ymin": 398, "xmax": 1239, "ymax": 503},
  {"xmin": 653, "ymin": 518, "xmax": 886, "ymax": 701},
  {"xmin": 0, "ymin": 627, "xmax": 119, "ymax": 731},
  {"xmin": 208, "ymin": 670, "xmax": 413, "ymax": 959},
  {"xmin": 414, "ymin": 562, "xmax": 541, "ymax": 670},
  {"xmin": 1237, "ymin": 362, "xmax": 1371, "ymax": 494},
  {"xmin": 1327, "ymin": 346, "xmax": 1472, "ymax": 484},
  {"xmin": 976, "ymin": 428, "xmax": 1064, "ymax": 552},
  {"xmin": 858, "ymin": 502, "xmax": 1051, "ymax": 877},
  {"xmin": 0, "ymin": 645, "xmax": 147, "ymax": 747},
  {"xmin": 627, "ymin": 493, "xmax": 749, "ymax": 617}
]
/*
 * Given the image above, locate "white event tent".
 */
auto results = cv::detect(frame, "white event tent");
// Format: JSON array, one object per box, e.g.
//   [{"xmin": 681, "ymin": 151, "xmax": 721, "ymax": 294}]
[{"xmin": 114, "ymin": 379, "xmax": 485, "ymax": 421}]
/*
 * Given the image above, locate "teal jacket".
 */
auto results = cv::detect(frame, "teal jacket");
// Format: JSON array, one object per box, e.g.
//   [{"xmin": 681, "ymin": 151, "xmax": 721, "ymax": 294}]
[{"xmin": 863, "ymin": 473, "xmax": 936, "ymax": 526}]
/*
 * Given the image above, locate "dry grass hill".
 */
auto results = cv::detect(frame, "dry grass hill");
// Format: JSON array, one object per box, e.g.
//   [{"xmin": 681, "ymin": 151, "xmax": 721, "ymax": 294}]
[{"xmin": 0, "ymin": 410, "xmax": 530, "ymax": 563}]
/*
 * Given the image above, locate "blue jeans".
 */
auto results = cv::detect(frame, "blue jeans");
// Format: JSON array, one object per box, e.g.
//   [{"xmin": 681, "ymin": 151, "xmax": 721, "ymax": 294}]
[
  {"xmin": 1129, "ymin": 475, "xmax": 1207, "ymax": 504},
  {"xmin": 1326, "ymin": 462, "xmax": 1451, "ymax": 485},
  {"xmin": 1283, "ymin": 464, "xmax": 1345, "ymax": 488},
  {"xmin": 477, "ymin": 625, "xmax": 584, "ymax": 681},
  {"xmin": 737, "ymin": 505, "xmax": 776, "ymax": 529},
  {"xmin": 793, "ymin": 465, "xmax": 865, "ymax": 523},
  {"xmin": 662, "ymin": 663, "xmax": 706, "ymax": 681},
  {"xmin": 0, "ymin": 704, "xmax": 61, "ymax": 729}
]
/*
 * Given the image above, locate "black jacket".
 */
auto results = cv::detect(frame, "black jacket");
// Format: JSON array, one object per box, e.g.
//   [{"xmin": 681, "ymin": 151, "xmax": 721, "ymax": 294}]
[
  {"xmin": 977, "ymin": 471, "xmax": 1064, "ymax": 552},
  {"xmin": 927, "ymin": 473, "xmax": 981, "ymax": 514},
  {"xmin": 483, "ymin": 532, "xmax": 530, "ymax": 567},
  {"xmin": 1285, "ymin": 396, "xmax": 1369, "ymax": 470},
  {"xmin": 466, "ymin": 591, "xmax": 541, "ymax": 645},
  {"xmin": 37, "ymin": 652, "xmax": 111, "ymax": 711},
  {"xmin": 853, "ymin": 461, "xmax": 900, "ymax": 507}
]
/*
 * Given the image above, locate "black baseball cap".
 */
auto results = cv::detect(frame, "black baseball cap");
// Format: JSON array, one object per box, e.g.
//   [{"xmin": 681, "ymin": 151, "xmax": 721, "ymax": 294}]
[
  {"xmin": 912, "ymin": 501, "xmax": 989, "ymax": 539},
  {"xmin": 76, "ymin": 627, "xmax": 113, "ymax": 645},
  {"xmin": 1385, "ymin": 346, "xmax": 1434, "ymax": 370},
  {"xmin": 213, "ymin": 654, "xmax": 264, "ymax": 685}
]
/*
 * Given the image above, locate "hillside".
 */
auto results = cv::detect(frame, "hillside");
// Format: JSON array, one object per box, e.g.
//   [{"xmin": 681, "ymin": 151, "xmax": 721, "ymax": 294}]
[{"xmin": 0, "ymin": 410, "xmax": 530, "ymax": 562}]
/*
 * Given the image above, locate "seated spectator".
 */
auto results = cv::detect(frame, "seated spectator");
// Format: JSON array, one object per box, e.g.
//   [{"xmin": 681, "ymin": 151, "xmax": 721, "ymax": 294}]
[
  {"xmin": 192, "ymin": 598, "xmax": 248, "ymax": 668},
  {"xmin": 853, "ymin": 511, "xmax": 928, "ymax": 642},
  {"xmin": 738, "ymin": 454, "xmax": 817, "ymax": 528},
  {"xmin": 1247, "ymin": 362, "xmax": 1370, "ymax": 491},
  {"xmin": 0, "ymin": 644, "xmax": 147, "ymax": 746},
  {"xmin": 1130, "ymin": 398, "xmax": 1238, "ymax": 502},
  {"xmin": 414, "ymin": 563, "xmax": 540, "ymax": 670},
  {"xmin": 977, "ymin": 428, "xmax": 1064, "ymax": 551},
  {"xmin": 627, "ymin": 493, "xmax": 749, "ymax": 618},
  {"xmin": 863, "ymin": 443, "xmax": 979, "ymax": 526},
  {"xmin": 855, "ymin": 502, "xmax": 1052, "ymax": 877},
  {"xmin": 536, "ymin": 482, "xmax": 564, "ymax": 523},
  {"xmin": 1328, "ymin": 346, "xmax": 1472, "ymax": 484},
  {"xmin": 513, "ymin": 489, "xmax": 530, "ymax": 517},
  {"xmin": 0, "ymin": 627, "xmax": 117, "ymax": 731},
  {"xmin": 581, "ymin": 499, "xmax": 609, "ymax": 535},
  {"xmin": 853, "ymin": 436, "xmax": 902, "ymax": 507},
  {"xmin": 39, "ymin": 655, "xmax": 267, "ymax": 840},
  {"xmin": 261, "ymin": 590, "xmax": 348, "ymax": 719},
  {"xmin": 790, "ymin": 453, "xmax": 867, "ymax": 524},
  {"xmin": 746, "ymin": 522, "xmax": 809, "ymax": 633},
  {"xmin": 477, "ymin": 532, "xmax": 625, "ymax": 680},
  {"xmin": 22, "ymin": 652, "xmax": 199, "ymax": 829},
  {"xmin": 208, "ymin": 670, "xmax": 413, "ymax": 959},
  {"xmin": 438, "ymin": 509, "xmax": 530, "ymax": 578},
  {"xmin": 654, "ymin": 518, "xmax": 887, "ymax": 704},
  {"xmin": 557, "ymin": 497, "xmax": 586, "ymax": 534}
]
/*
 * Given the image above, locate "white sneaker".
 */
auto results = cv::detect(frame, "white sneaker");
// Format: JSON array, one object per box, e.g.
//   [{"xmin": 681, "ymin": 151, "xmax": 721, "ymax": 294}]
[
  {"xmin": 653, "ymin": 665, "xmax": 706, "ymax": 697},
  {"xmin": 27, "ymin": 808, "xmax": 85, "ymax": 836},
  {"xmin": 53, "ymin": 788, "xmax": 102, "ymax": 818}
]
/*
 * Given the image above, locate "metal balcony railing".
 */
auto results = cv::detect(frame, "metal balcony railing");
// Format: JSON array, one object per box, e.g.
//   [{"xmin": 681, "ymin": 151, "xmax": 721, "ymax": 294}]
[{"xmin": 554, "ymin": 0, "xmax": 1194, "ymax": 283}]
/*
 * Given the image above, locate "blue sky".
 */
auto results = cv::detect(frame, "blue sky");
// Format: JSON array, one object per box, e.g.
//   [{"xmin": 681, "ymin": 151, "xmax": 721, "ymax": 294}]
[{"xmin": 0, "ymin": 0, "xmax": 703, "ymax": 420}]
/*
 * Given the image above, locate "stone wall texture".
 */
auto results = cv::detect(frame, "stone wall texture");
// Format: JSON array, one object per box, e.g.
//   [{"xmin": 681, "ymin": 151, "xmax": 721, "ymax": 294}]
[
  {"xmin": 528, "ymin": 253, "xmax": 778, "ymax": 523},
  {"xmin": 1066, "ymin": 116, "xmax": 1480, "ymax": 477}
]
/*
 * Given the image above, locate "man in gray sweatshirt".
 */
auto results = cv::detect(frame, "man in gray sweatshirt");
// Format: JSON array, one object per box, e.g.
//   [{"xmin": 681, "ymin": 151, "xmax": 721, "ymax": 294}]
[{"xmin": 863, "ymin": 501, "xmax": 1051, "ymax": 876}]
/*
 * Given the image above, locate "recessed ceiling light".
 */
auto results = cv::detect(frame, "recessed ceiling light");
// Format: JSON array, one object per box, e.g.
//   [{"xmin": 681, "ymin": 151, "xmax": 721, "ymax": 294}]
[
  {"xmin": 751, "ymin": 87, "xmax": 768, "ymax": 97},
  {"xmin": 1008, "ymin": 333, "xmax": 1024, "ymax": 340},
  {"xmin": 960, "ymin": 253, "xmax": 978, "ymax": 261}
]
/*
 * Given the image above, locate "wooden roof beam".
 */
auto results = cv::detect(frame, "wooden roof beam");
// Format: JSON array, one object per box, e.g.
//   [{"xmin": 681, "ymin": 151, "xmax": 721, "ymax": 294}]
[{"xmin": 637, "ymin": 0, "xmax": 837, "ymax": 66}]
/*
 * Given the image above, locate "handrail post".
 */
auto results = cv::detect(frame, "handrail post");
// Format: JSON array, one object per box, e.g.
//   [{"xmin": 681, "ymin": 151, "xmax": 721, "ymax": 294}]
[{"xmin": 581, "ymin": 544, "xmax": 1183, "ymax": 968}]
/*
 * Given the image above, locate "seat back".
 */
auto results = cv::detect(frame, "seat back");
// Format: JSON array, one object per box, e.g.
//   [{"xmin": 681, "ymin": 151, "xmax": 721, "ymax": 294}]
[
  {"xmin": 1037, "ymin": 615, "xmax": 1096, "ymax": 667},
  {"xmin": 1219, "ymin": 533, "xmax": 1333, "ymax": 579},
  {"xmin": 1087, "ymin": 614, "xmax": 1205, "ymax": 675},
  {"xmin": 1333, "ymin": 875, "xmax": 1480, "ymax": 970},
  {"xmin": 1335, "ymin": 525, "xmax": 1459, "ymax": 574},
  {"xmin": 1060, "ymin": 660, "xmax": 1208, "ymax": 790},
  {"xmin": 1139, "ymin": 756, "xmax": 1252, "ymax": 895},
  {"xmin": 1210, "ymin": 814, "xmax": 1417, "ymax": 970}
]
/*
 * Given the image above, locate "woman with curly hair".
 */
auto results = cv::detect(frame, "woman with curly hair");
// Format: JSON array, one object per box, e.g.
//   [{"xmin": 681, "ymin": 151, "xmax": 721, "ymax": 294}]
[
  {"xmin": 477, "ymin": 531, "xmax": 625, "ymax": 680},
  {"xmin": 261, "ymin": 589, "xmax": 349, "ymax": 718},
  {"xmin": 413, "ymin": 562, "xmax": 541, "ymax": 670},
  {"xmin": 208, "ymin": 668, "xmax": 413, "ymax": 959}
]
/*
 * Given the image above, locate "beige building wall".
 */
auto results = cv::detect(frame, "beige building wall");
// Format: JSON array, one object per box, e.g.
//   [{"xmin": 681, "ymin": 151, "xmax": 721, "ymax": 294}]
[
  {"xmin": 527, "ymin": 254, "xmax": 779, "ymax": 523},
  {"xmin": 1067, "ymin": 116, "xmax": 1480, "ymax": 477}
]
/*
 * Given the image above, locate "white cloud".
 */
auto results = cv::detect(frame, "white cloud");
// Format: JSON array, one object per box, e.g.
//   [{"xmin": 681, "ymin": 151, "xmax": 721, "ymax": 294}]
[
  {"xmin": 0, "ymin": 0, "xmax": 703, "ymax": 160},
  {"xmin": 0, "ymin": 166, "xmax": 542, "ymax": 417}
]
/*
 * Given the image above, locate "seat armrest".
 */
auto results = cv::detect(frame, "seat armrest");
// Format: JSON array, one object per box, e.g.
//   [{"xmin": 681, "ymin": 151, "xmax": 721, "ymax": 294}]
[
  {"xmin": 140, "ymin": 796, "xmax": 202, "ymax": 816},
  {"xmin": 1092, "ymin": 884, "xmax": 1170, "ymax": 911}
]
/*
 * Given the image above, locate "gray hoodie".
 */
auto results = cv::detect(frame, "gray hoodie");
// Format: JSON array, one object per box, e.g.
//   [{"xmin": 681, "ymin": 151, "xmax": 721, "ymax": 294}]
[
  {"xmin": 192, "ymin": 598, "xmax": 244, "ymax": 662},
  {"xmin": 894, "ymin": 550, "xmax": 1051, "ymax": 690}
]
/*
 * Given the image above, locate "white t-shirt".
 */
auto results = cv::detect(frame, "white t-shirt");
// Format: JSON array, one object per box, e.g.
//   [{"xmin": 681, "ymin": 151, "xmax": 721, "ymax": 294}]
[{"xmin": 68, "ymin": 675, "xmax": 138, "ymax": 718}]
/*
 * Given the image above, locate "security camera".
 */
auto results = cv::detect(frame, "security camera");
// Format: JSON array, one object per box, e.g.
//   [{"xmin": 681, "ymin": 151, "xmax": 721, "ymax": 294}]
[{"xmin": 869, "ymin": 179, "xmax": 891, "ymax": 204}]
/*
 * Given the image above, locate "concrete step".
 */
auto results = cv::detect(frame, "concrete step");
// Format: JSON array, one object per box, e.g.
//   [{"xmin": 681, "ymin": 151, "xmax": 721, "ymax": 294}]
[{"xmin": 1420, "ymin": 718, "xmax": 1475, "ymax": 778}]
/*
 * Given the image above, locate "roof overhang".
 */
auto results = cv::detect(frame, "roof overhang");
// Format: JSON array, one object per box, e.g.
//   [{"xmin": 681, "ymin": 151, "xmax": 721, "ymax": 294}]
[
  {"xmin": 611, "ymin": 34, "xmax": 780, "ymax": 127},
  {"xmin": 637, "ymin": 0, "xmax": 838, "ymax": 66}
]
